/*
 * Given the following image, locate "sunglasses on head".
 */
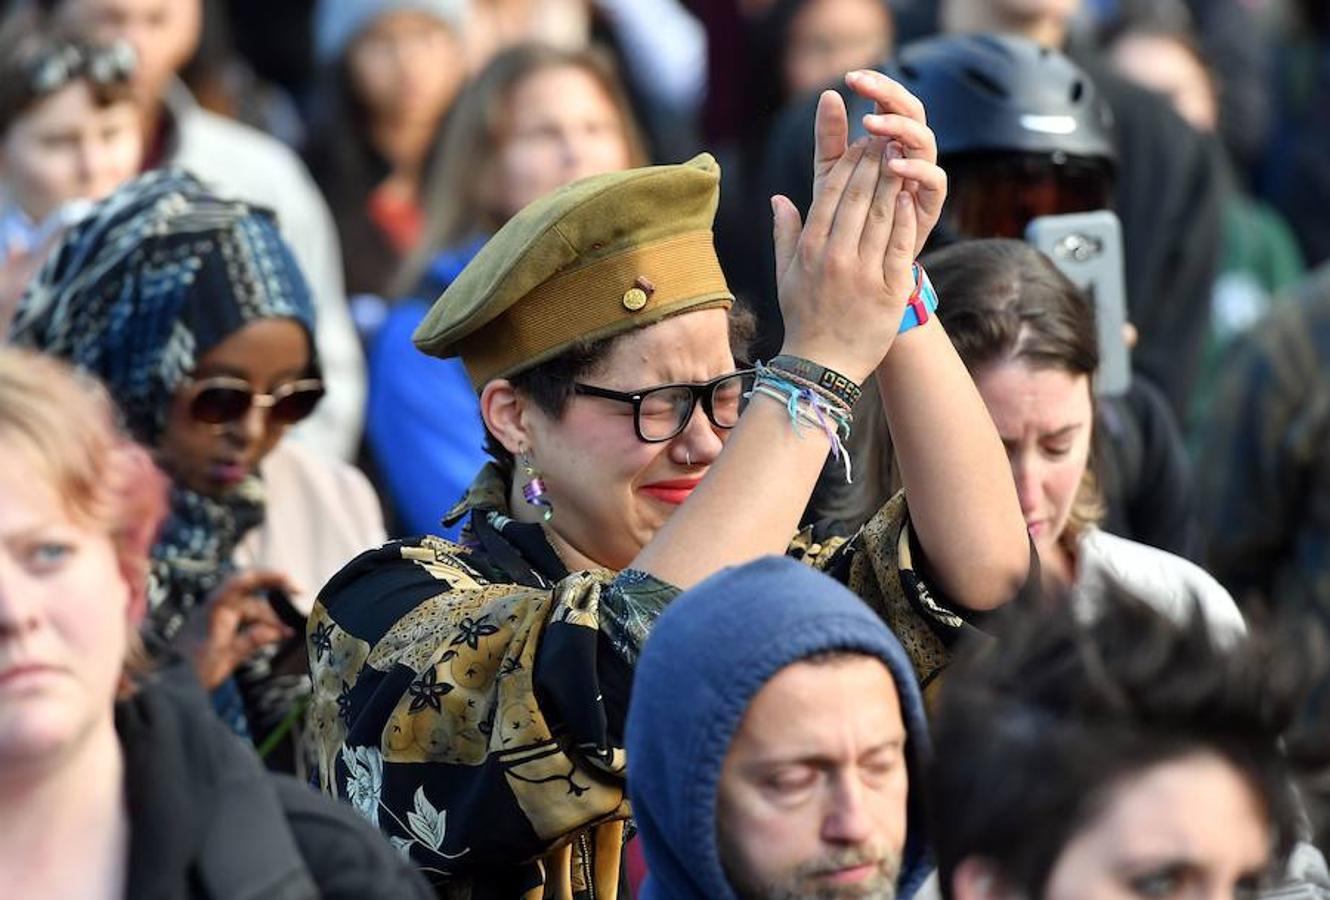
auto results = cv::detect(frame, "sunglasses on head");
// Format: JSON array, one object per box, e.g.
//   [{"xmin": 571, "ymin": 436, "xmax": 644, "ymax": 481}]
[
  {"xmin": 185, "ymin": 376, "xmax": 325, "ymax": 427},
  {"xmin": 23, "ymin": 40, "xmax": 136, "ymax": 95}
]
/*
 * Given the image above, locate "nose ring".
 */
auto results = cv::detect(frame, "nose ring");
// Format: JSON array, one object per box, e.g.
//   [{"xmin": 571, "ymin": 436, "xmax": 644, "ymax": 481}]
[{"xmin": 685, "ymin": 449, "xmax": 693, "ymax": 467}]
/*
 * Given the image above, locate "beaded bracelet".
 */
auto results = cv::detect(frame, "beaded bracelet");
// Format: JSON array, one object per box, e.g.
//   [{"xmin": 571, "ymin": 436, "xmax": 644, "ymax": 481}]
[
  {"xmin": 748, "ymin": 368, "xmax": 855, "ymax": 483},
  {"xmin": 767, "ymin": 354, "xmax": 863, "ymax": 409}
]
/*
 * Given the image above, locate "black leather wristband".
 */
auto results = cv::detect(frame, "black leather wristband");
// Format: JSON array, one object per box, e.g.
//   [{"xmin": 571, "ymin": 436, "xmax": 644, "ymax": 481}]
[{"xmin": 767, "ymin": 354, "xmax": 863, "ymax": 408}]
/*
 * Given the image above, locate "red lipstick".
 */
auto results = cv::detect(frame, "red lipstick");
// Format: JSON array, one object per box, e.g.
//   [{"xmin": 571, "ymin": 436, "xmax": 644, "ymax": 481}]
[{"xmin": 640, "ymin": 478, "xmax": 703, "ymax": 505}]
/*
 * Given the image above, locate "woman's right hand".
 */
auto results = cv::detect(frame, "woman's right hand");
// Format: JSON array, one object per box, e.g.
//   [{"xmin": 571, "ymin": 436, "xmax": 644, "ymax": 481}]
[
  {"xmin": 191, "ymin": 569, "xmax": 300, "ymax": 691},
  {"xmin": 772, "ymin": 89, "xmax": 919, "ymax": 385}
]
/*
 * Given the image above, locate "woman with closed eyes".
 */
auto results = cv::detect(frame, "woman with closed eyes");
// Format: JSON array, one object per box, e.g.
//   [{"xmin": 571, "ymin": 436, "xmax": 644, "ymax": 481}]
[
  {"xmin": 829, "ymin": 238, "xmax": 1245, "ymax": 641},
  {"xmin": 309, "ymin": 71, "xmax": 1032, "ymax": 898}
]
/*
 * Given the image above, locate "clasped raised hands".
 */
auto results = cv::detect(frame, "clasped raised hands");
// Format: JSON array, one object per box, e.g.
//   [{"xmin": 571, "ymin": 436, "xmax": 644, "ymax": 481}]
[{"xmin": 774, "ymin": 69, "xmax": 947, "ymax": 384}]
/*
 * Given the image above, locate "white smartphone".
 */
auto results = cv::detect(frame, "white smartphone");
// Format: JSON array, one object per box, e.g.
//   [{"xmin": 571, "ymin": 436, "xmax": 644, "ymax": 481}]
[{"xmin": 1025, "ymin": 210, "xmax": 1132, "ymax": 397}]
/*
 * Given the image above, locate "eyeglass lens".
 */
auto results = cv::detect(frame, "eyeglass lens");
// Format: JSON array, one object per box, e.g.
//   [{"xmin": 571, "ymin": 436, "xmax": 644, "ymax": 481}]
[{"xmin": 637, "ymin": 373, "xmax": 751, "ymax": 441}]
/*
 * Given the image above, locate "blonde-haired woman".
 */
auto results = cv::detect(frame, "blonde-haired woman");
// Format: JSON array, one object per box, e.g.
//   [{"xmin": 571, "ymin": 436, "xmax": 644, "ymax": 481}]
[
  {"xmin": 368, "ymin": 42, "xmax": 648, "ymax": 537},
  {"xmin": 0, "ymin": 347, "xmax": 430, "ymax": 899}
]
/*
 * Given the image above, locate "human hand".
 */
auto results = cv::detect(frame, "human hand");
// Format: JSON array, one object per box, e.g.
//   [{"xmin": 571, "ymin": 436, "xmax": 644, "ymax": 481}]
[
  {"xmin": 191, "ymin": 569, "xmax": 300, "ymax": 691},
  {"xmin": 772, "ymin": 89, "xmax": 918, "ymax": 383},
  {"xmin": 847, "ymin": 68, "xmax": 946, "ymax": 257}
]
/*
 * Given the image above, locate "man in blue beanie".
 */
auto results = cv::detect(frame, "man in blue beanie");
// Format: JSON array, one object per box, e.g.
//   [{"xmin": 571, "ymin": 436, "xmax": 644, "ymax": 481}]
[{"xmin": 626, "ymin": 556, "xmax": 933, "ymax": 900}]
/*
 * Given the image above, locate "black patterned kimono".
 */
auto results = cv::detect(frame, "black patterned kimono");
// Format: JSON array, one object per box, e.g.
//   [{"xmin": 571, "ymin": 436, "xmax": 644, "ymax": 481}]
[{"xmin": 307, "ymin": 464, "xmax": 1001, "ymax": 899}]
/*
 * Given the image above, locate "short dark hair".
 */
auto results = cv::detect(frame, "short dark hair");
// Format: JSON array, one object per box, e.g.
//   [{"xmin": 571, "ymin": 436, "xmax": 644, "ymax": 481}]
[
  {"xmin": 482, "ymin": 304, "xmax": 757, "ymax": 470},
  {"xmin": 928, "ymin": 588, "xmax": 1313, "ymax": 898}
]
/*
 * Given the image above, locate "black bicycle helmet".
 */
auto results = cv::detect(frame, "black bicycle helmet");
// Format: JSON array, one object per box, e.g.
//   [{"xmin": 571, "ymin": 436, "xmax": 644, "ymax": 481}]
[{"xmin": 896, "ymin": 32, "xmax": 1117, "ymax": 166}]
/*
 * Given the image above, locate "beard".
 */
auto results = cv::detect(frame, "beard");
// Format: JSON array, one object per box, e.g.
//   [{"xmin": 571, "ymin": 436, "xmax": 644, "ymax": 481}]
[{"xmin": 721, "ymin": 842, "xmax": 901, "ymax": 900}]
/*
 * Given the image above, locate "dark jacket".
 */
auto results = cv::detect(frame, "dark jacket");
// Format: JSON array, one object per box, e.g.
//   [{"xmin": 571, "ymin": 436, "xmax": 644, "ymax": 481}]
[
  {"xmin": 1196, "ymin": 262, "xmax": 1330, "ymax": 624},
  {"xmin": 118, "ymin": 679, "xmax": 433, "ymax": 900},
  {"xmin": 1074, "ymin": 56, "xmax": 1224, "ymax": 419},
  {"xmin": 626, "ymin": 557, "xmax": 934, "ymax": 900},
  {"xmin": 1097, "ymin": 375, "xmax": 1198, "ymax": 559}
]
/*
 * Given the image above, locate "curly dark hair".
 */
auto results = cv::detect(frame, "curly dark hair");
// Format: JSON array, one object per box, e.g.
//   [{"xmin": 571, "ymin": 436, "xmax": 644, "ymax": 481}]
[{"xmin": 929, "ymin": 585, "xmax": 1319, "ymax": 898}]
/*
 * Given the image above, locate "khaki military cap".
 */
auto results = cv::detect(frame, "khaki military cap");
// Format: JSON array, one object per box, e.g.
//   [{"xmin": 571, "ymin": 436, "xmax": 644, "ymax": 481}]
[{"xmin": 412, "ymin": 153, "xmax": 735, "ymax": 387}]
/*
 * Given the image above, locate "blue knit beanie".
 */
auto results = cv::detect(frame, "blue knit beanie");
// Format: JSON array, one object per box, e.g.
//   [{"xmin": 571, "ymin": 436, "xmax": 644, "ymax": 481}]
[
  {"xmin": 626, "ymin": 556, "xmax": 934, "ymax": 900},
  {"xmin": 314, "ymin": 0, "xmax": 466, "ymax": 65}
]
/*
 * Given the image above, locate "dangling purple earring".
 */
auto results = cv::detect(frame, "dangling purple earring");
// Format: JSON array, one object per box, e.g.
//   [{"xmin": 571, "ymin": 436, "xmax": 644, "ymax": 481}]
[{"xmin": 520, "ymin": 452, "xmax": 553, "ymax": 522}]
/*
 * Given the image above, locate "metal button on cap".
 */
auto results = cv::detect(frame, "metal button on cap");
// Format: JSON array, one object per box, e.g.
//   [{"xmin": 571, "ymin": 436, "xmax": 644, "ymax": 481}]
[{"xmin": 622, "ymin": 287, "xmax": 648, "ymax": 311}]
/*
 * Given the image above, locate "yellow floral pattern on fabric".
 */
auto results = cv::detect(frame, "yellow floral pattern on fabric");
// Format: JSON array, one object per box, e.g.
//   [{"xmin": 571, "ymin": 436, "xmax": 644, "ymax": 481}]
[{"xmin": 308, "ymin": 483, "xmax": 982, "ymax": 899}]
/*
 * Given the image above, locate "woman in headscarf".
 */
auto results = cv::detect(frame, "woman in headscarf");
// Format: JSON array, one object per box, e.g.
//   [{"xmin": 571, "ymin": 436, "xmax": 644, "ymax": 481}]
[
  {"xmin": 311, "ymin": 71, "xmax": 1032, "ymax": 898},
  {"xmin": 9, "ymin": 168, "xmax": 384, "ymax": 770}
]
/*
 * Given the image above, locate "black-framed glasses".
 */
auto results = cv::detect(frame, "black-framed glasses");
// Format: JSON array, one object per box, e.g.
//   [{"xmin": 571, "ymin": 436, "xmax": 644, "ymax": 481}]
[
  {"xmin": 573, "ymin": 370, "xmax": 755, "ymax": 443},
  {"xmin": 185, "ymin": 376, "xmax": 325, "ymax": 427},
  {"xmin": 23, "ymin": 40, "xmax": 136, "ymax": 95}
]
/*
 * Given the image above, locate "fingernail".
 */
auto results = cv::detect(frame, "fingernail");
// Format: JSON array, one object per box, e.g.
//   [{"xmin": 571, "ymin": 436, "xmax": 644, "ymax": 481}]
[
  {"xmin": 898, "ymin": 193, "xmax": 911, "ymax": 209},
  {"xmin": 886, "ymin": 142, "xmax": 903, "ymax": 160}
]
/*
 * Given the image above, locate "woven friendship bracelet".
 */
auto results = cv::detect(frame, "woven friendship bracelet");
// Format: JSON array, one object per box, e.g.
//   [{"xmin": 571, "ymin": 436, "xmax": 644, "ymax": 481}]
[
  {"xmin": 750, "ymin": 384, "xmax": 852, "ymax": 439},
  {"xmin": 748, "ymin": 372, "xmax": 855, "ymax": 483},
  {"xmin": 754, "ymin": 362, "xmax": 854, "ymax": 424},
  {"xmin": 766, "ymin": 355, "xmax": 862, "ymax": 409}
]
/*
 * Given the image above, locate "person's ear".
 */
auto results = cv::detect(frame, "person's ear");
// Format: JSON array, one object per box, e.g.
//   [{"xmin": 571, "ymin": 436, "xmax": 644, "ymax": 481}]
[
  {"xmin": 952, "ymin": 858, "xmax": 1017, "ymax": 900},
  {"xmin": 480, "ymin": 378, "xmax": 533, "ymax": 456}
]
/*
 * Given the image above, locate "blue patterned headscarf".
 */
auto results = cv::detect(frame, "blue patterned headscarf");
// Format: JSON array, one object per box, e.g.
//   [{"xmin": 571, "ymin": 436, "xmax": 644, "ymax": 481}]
[{"xmin": 10, "ymin": 167, "xmax": 318, "ymax": 446}]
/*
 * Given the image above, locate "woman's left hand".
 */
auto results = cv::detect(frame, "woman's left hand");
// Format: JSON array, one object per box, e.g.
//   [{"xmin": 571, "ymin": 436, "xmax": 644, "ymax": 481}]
[{"xmin": 846, "ymin": 69, "xmax": 947, "ymax": 257}]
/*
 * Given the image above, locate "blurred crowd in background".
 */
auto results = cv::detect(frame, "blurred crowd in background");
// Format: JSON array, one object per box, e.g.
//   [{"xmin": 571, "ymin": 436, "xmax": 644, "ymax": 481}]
[
  {"xmin": 8, "ymin": 0, "xmax": 1330, "ymax": 606},
  {"xmin": 5, "ymin": 0, "xmax": 1330, "ymax": 897},
  {"xmin": 3, "ymin": 0, "xmax": 1330, "ymax": 604}
]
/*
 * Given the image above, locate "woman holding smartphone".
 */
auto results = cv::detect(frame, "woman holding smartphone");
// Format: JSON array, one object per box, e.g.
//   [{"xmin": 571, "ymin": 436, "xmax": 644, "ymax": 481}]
[{"xmin": 11, "ymin": 169, "xmax": 384, "ymax": 774}]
